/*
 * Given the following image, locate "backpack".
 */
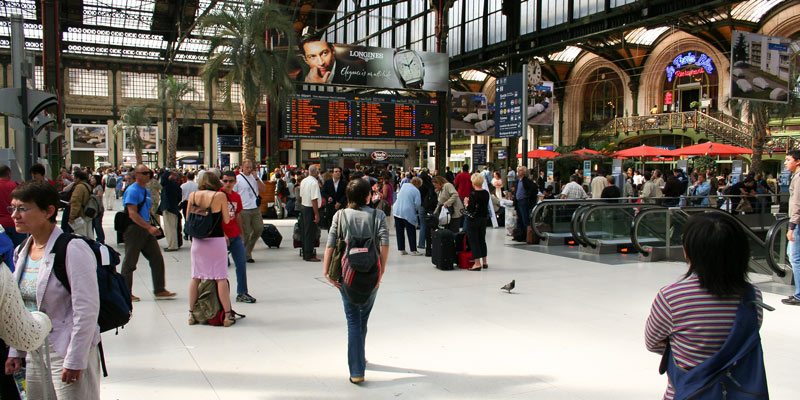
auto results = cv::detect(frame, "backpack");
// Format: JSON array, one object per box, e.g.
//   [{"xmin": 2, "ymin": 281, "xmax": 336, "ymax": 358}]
[
  {"xmin": 660, "ymin": 286, "xmax": 769, "ymax": 400},
  {"xmin": 48, "ymin": 234, "xmax": 132, "ymax": 333},
  {"xmin": 341, "ymin": 209, "xmax": 381, "ymax": 305},
  {"xmin": 105, "ymin": 175, "xmax": 117, "ymax": 188},
  {"xmin": 191, "ymin": 280, "xmax": 245, "ymax": 326},
  {"xmin": 422, "ymin": 185, "xmax": 438, "ymax": 213},
  {"xmin": 84, "ymin": 190, "xmax": 103, "ymax": 219},
  {"xmin": 185, "ymin": 192, "xmax": 218, "ymax": 239}
]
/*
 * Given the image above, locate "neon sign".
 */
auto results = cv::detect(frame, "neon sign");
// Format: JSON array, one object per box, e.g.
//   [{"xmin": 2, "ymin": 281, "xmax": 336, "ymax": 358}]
[
  {"xmin": 665, "ymin": 51, "xmax": 715, "ymax": 82},
  {"xmin": 664, "ymin": 92, "xmax": 673, "ymax": 105}
]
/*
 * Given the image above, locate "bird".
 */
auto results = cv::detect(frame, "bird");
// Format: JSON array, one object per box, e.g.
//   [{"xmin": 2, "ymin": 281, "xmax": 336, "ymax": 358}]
[{"xmin": 501, "ymin": 280, "xmax": 515, "ymax": 294}]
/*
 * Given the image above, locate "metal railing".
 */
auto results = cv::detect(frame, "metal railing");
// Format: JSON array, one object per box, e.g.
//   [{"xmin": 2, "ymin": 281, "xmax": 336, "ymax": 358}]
[
  {"xmin": 630, "ymin": 206, "xmax": 786, "ymax": 277},
  {"xmin": 601, "ymin": 111, "xmax": 752, "ymax": 147}
]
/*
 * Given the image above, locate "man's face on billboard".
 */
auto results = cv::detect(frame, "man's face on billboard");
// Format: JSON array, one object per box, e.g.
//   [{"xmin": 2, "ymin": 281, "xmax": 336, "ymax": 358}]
[{"xmin": 303, "ymin": 41, "xmax": 334, "ymax": 75}]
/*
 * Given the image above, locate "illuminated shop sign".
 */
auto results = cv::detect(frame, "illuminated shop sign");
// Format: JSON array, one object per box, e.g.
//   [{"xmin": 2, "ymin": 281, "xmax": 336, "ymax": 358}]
[
  {"xmin": 665, "ymin": 51, "xmax": 715, "ymax": 82},
  {"xmin": 664, "ymin": 92, "xmax": 673, "ymax": 105}
]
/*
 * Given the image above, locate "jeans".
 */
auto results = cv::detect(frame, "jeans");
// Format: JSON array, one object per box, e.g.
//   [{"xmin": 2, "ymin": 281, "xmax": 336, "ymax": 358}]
[
  {"xmin": 340, "ymin": 288, "xmax": 378, "ymax": 378},
  {"xmin": 228, "ymin": 235, "xmax": 248, "ymax": 295},
  {"xmin": 516, "ymin": 198, "xmax": 530, "ymax": 232},
  {"xmin": 417, "ymin": 213, "xmax": 427, "ymax": 248},
  {"xmin": 93, "ymin": 210, "xmax": 105, "ymax": 243},
  {"xmin": 3, "ymin": 225, "xmax": 27, "ymax": 249},
  {"xmin": 394, "ymin": 216, "xmax": 417, "ymax": 252},
  {"xmin": 788, "ymin": 229, "xmax": 800, "ymax": 299}
]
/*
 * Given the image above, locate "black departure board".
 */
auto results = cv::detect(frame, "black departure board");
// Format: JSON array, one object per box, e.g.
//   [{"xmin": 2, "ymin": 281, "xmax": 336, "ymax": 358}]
[{"xmin": 283, "ymin": 91, "xmax": 439, "ymax": 141}]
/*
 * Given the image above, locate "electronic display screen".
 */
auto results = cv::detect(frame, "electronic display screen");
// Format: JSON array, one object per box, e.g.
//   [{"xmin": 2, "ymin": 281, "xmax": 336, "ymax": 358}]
[{"xmin": 283, "ymin": 91, "xmax": 439, "ymax": 141}]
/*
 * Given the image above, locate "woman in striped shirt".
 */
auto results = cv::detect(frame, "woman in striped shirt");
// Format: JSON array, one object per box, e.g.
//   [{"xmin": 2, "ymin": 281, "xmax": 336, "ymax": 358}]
[{"xmin": 645, "ymin": 213, "xmax": 764, "ymax": 400}]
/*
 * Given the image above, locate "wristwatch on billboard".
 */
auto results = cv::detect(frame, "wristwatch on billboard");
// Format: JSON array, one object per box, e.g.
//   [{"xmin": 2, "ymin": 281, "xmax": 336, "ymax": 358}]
[{"xmin": 393, "ymin": 49, "xmax": 425, "ymax": 89}]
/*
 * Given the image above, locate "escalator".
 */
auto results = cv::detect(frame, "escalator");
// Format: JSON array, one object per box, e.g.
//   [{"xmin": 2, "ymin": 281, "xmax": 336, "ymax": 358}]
[
  {"xmin": 575, "ymin": 203, "xmax": 665, "ymax": 254},
  {"xmin": 631, "ymin": 208, "xmax": 788, "ymax": 278}
]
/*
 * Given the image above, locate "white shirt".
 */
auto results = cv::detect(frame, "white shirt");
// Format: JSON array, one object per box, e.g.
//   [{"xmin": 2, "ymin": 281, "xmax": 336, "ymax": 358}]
[
  {"xmin": 300, "ymin": 175, "xmax": 321, "ymax": 208},
  {"xmin": 633, "ymin": 174, "xmax": 644, "ymax": 186},
  {"xmin": 180, "ymin": 180, "xmax": 198, "ymax": 202},
  {"xmin": 506, "ymin": 171, "xmax": 516, "ymax": 182},
  {"xmin": 234, "ymin": 174, "xmax": 261, "ymax": 210}
]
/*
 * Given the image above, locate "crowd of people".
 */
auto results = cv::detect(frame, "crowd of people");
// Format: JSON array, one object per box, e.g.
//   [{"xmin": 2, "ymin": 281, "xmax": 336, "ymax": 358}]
[{"xmin": 0, "ymin": 156, "xmax": 790, "ymax": 396}]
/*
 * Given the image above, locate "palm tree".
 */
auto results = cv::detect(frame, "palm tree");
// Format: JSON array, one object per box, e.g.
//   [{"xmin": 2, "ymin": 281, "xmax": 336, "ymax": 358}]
[
  {"xmin": 156, "ymin": 76, "xmax": 197, "ymax": 168},
  {"xmin": 117, "ymin": 105, "xmax": 151, "ymax": 165},
  {"xmin": 199, "ymin": 0, "xmax": 296, "ymax": 163}
]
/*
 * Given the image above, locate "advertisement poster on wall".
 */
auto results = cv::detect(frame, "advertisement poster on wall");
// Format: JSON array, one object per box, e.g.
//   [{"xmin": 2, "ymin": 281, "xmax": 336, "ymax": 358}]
[
  {"xmin": 528, "ymin": 81, "xmax": 554, "ymax": 126},
  {"xmin": 70, "ymin": 124, "xmax": 108, "ymax": 151},
  {"xmin": 730, "ymin": 30, "xmax": 793, "ymax": 103},
  {"xmin": 450, "ymin": 91, "xmax": 493, "ymax": 135},
  {"xmin": 296, "ymin": 40, "xmax": 449, "ymax": 91},
  {"xmin": 123, "ymin": 126, "xmax": 159, "ymax": 153}
]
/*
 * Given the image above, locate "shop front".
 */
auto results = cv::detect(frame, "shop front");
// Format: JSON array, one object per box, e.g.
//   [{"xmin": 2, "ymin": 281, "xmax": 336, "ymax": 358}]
[
  {"xmin": 661, "ymin": 51, "xmax": 718, "ymax": 113},
  {"xmin": 314, "ymin": 148, "xmax": 409, "ymax": 170}
]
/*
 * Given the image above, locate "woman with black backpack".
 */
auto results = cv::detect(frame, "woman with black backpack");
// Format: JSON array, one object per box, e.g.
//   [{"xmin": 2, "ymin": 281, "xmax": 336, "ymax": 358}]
[{"xmin": 322, "ymin": 178, "xmax": 389, "ymax": 385}]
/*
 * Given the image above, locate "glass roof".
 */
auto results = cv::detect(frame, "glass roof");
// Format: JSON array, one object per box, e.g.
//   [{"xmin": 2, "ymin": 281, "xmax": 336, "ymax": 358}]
[
  {"xmin": 0, "ymin": 0, "xmax": 793, "ymax": 64},
  {"xmin": 731, "ymin": 0, "xmax": 786, "ymax": 23},
  {"xmin": 460, "ymin": 70, "xmax": 488, "ymax": 81},
  {"xmin": 625, "ymin": 26, "xmax": 670, "ymax": 46},
  {"xmin": 548, "ymin": 46, "xmax": 582, "ymax": 63}
]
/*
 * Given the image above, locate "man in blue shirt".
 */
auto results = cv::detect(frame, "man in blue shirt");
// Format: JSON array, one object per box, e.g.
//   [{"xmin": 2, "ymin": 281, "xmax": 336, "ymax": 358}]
[{"xmin": 120, "ymin": 165, "xmax": 176, "ymax": 302}]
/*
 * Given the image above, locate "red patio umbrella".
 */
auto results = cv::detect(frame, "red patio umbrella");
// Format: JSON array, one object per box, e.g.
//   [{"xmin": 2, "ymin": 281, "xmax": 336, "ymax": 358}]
[
  {"xmin": 515, "ymin": 149, "xmax": 561, "ymax": 159},
  {"xmin": 571, "ymin": 148, "xmax": 603, "ymax": 156},
  {"xmin": 611, "ymin": 145, "xmax": 673, "ymax": 158},
  {"xmin": 670, "ymin": 142, "xmax": 752, "ymax": 156}
]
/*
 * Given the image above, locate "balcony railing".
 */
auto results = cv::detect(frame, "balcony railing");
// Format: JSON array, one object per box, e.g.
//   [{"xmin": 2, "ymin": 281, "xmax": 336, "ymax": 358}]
[{"xmin": 601, "ymin": 111, "xmax": 752, "ymax": 148}]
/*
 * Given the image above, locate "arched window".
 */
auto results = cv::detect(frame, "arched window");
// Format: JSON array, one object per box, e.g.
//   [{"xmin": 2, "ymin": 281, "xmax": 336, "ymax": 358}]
[{"xmin": 583, "ymin": 68, "xmax": 624, "ymax": 123}]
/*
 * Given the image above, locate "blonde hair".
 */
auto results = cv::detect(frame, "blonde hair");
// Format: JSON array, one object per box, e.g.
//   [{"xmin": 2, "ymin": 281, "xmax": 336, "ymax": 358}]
[
  {"xmin": 411, "ymin": 177, "xmax": 422, "ymax": 187},
  {"xmin": 470, "ymin": 172, "xmax": 484, "ymax": 187},
  {"xmin": 432, "ymin": 176, "xmax": 448, "ymax": 186}
]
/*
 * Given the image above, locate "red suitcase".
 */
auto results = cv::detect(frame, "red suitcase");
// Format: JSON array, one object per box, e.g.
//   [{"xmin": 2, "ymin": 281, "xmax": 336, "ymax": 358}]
[{"xmin": 456, "ymin": 234, "xmax": 473, "ymax": 269}]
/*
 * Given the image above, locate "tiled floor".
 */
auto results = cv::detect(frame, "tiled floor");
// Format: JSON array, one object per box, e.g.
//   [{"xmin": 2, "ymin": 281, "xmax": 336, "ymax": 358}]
[{"xmin": 95, "ymin": 204, "xmax": 799, "ymax": 399}]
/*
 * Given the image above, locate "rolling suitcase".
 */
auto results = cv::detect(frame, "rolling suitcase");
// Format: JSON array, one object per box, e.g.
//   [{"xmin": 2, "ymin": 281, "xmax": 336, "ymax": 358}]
[
  {"xmin": 431, "ymin": 229, "xmax": 456, "ymax": 270},
  {"xmin": 455, "ymin": 233, "xmax": 473, "ymax": 269},
  {"xmin": 261, "ymin": 224, "xmax": 282, "ymax": 248}
]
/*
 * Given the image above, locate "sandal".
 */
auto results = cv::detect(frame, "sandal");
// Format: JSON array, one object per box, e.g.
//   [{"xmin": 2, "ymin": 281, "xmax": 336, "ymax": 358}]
[
  {"xmin": 223, "ymin": 311, "xmax": 236, "ymax": 327},
  {"xmin": 188, "ymin": 311, "xmax": 197, "ymax": 325},
  {"xmin": 349, "ymin": 376, "xmax": 364, "ymax": 384}
]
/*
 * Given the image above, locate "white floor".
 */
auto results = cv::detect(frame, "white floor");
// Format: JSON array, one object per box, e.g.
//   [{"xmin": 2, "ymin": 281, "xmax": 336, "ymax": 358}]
[{"xmin": 94, "ymin": 202, "xmax": 799, "ymax": 400}]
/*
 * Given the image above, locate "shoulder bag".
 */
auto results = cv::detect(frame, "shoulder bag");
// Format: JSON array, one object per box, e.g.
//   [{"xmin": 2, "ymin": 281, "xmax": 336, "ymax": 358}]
[
  {"xmin": 328, "ymin": 210, "xmax": 348, "ymax": 282},
  {"xmin": 242, "ymin": 175, "xmax": 262, "ymax": 207},
  {"xmin": 185, "ymin": 191, "xmax": 219, "ymax": 239}
]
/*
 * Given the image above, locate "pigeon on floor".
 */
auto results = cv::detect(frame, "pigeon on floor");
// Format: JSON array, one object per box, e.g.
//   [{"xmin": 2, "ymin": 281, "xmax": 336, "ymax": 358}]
[{"xmin": 501, "ymin": 279, "xmax": 515, "ymax": 294}]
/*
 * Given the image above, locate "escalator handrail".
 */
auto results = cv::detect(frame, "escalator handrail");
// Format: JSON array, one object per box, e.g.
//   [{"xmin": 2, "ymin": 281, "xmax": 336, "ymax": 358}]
[
  {"xmin": 765, "ymin": 217, "xmax": 790, "ymax": 276},
  {"xmin": 578, "ymin": 203, "xmax": 665, "ymax": 249},
  {"xmin": 530, "ymin": 199, "xmax": 634, "ymax": 239},
  {"xmin": 570, "ymin": 205, "xmax": 596, "ymax": 247},
  {"xmin": 630, "ymin": 207, "xmax": 718, "ymax": 256},
  {"xmin": 630, "ymin": 208, "xmax": 786, "ymax": 276}
]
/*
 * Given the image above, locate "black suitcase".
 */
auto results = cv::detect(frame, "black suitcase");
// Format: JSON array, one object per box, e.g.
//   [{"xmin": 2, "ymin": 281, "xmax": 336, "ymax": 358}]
[
  {"xmin": 431, "ymin": 229, "xmax": 456, "ymax": 270},
  {"xmin": 261, "ymin": 224, "xmax": 282, "ymax": 248}
]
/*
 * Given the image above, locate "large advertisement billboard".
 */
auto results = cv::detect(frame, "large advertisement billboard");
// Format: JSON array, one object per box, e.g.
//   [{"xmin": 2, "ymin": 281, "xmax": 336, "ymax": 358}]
[
  {"xmin": 70, "ymin": 124, "xmax": 108, "ymax": 151},
  {"xmin": 528, "ymin": 81, "xmax": 554, "ymax": 126},
  {"xmin": 731, "ymin": 30, "xmax": 792, "ymax": 103},
  {"xmin": 123, "ymin": 126, "xmax": 159, "ymax": 153},
  {"xmin": 296, "ymin": 40, "xmax": 449, "ymax": 92},
  {"xmin": 450, "ymin": 91, "xmax": 493, "ymax": 135}
]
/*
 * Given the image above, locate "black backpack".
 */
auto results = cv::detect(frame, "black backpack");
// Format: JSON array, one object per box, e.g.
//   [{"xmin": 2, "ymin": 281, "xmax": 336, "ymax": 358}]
[
  {"xmin": 105, "ymin": 175, "xmax": 117, "ymax": 188},
  {"xmin": 341, "ymin": 209, "xmax": 380, "ymax": 305},
  {"xmin": 47, "ymin": 234, "xmax": 132, "ymax": 333}
]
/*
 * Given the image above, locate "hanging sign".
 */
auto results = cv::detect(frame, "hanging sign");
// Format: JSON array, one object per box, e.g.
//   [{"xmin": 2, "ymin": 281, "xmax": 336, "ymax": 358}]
[{"xmin": 665, "ymin": 51, "xmax": 715, "ymax": 82}]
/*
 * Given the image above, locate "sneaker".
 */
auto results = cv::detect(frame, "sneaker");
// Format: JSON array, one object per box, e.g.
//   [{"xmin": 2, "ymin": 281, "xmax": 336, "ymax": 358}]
[
  {"xmin": 236, "ymin": 293, "xmax": 257, "ymax": 303},
  {"xmin": 131, "ymin": 295, "xmax": 140, "ymax": 302},
  {"xmin": 409, "ymin": 251, "xmax": 423, "ymax": 256},
  {"xmin": 188, "ymin": 312, "xmax": 197, "ymax": 325},
  {"xmin": 154, "ymin": 290, "xmax": 177, "ymax": 299},
  {"xmin": 781, "ymin": 296, "xmax": 800, "ymax": 306},
  {"xmin": 399, "ymin": 250, "xmax": 408, "ymax": 255}
]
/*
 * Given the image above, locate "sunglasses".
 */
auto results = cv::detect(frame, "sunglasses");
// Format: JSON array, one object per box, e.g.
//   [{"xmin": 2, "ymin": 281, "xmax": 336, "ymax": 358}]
[{"xmin": 222, "ymin": 179, "xmax": 236, "ymax": 183}]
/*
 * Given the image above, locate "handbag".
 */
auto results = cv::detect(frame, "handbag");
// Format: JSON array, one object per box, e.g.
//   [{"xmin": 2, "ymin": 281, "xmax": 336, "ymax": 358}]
[
  {"xmin": 438, "ymin": 206, "xmax": 451, "ymax": 226},
  {"xmin": 185, "ymin": 192, "xmax": 218, "ymax": 239},
  {"xmin": 329, "ymin": 210, "xmax": 347, "ymax": 282}
]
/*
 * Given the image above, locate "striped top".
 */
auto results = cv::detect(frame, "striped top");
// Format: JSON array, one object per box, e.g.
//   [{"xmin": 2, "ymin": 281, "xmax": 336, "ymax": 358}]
[{"xmin": 644, "ymin": 274, "xmax": 763, "ymax": 400}]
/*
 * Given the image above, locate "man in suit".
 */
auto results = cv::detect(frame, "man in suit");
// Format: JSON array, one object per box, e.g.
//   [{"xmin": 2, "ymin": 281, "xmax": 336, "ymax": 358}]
[
  {"xmin": 301, "ymin": 38, "xmax": 367, "ymax": 86},
  {"xmin": 321, "ymin": 167, "xmax": 347, "ymax": 230}
]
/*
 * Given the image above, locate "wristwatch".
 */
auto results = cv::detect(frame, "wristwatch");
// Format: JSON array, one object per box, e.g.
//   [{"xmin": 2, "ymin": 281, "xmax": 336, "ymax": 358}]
[{"xmin": 393, "ymin": 49, "xmax": 425, "ymax": 89}]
